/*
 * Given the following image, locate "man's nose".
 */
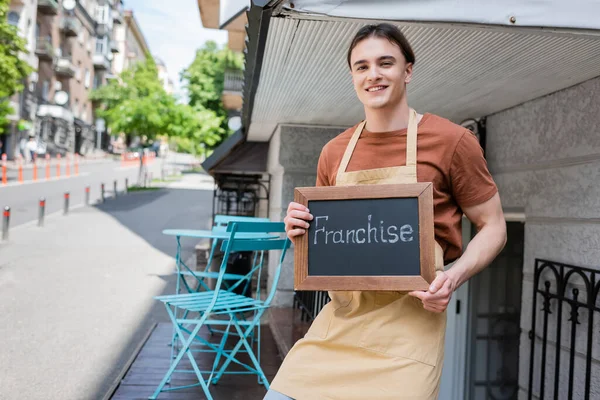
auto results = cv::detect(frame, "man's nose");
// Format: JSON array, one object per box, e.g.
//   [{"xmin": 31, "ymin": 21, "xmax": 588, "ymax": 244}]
[{"xmin": 368, "ymin": 66, "xmax": 382, "ymax": 81}]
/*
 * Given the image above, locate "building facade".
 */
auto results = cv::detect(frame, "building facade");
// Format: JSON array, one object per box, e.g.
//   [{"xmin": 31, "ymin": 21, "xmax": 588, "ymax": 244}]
[
  {"xmin": 2, "ymin": 0, "xmax": 40, "ymax": 160},
  {"xmin": 198, "ymin": 1, "xmax": 600, "ymax": 399},
  {"xmin": 155, "ymin": 57, "xmax": 174, "ymax": 95},
  {"xmin": 111, "ymin": 9, "xmax": 149, "ymax": 75},
  {"xmin": 31, "ymin": 0, "xmax": 125, "ymax": 156}
]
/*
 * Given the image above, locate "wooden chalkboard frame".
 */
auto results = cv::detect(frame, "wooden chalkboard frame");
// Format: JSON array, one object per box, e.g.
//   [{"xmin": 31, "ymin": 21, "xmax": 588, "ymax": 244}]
[{"xmin": 293, "ymin": 183, "xmax": 436, "ymax": 291}]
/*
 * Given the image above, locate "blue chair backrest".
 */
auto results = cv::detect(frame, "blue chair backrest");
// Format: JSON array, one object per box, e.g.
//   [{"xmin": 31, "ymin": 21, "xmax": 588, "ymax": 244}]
[
  {"xmin": 213, "ymin": 215, "xmax": 270, "ymax": 232},
  {"xmin": 219, "ymin": 221, "xmax": 290, "ymax": 306}
]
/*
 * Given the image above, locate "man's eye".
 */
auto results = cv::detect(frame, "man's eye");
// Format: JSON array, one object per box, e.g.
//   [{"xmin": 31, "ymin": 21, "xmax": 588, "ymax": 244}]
[
  {"xmin": 357, "ymin": 66, "xmax": 366, "ymax": 71},
  {"xmin": 381, "ymin": 62, "xmax": 392, "ymax": 66}
]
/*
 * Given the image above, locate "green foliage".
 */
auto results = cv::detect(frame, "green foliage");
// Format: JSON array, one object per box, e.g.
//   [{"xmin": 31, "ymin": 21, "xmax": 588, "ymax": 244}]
[
  {"xmin": 90, "ymin": 40, "xmax": 244, "ymax": 154},
  {"xmin": 0, "ymin": 100, "xmax": 13, "ymax": 134},
  {"xmin": 90, "ymin": 57, "xmax": 173, "ymax": 141},
  {"xmin": 181, "ymin": 41, "xmax": 244, "ymax": 149},
  {"xmin": 165, "ymin": 103, "xmax": 225, "ymax": 154},
  {"xmin": 0, "ymin": 0, "xmax": 34, "ymax": 130}
]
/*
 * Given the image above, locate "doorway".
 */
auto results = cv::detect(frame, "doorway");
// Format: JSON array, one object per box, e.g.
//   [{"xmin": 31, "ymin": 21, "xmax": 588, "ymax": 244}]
[{"xmin": 465, "ymin": 221, "xmax": 524, "ymax": 399}]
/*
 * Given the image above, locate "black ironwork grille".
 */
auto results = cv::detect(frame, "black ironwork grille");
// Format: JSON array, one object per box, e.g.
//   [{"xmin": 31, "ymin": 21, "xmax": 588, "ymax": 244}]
[
  {"xmin": 528, "ymin": 259, "xmax": 600, "ymax": 400},
  {"xmin": 294, "ymin": 290, "xmax": 330, "ymax": 322}
]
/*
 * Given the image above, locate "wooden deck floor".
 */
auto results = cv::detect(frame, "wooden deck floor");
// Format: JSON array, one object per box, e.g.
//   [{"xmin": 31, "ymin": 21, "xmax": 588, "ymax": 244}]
[{"xmin": 110, "ymin": 323, "xmax": 283, "ymax": 400}]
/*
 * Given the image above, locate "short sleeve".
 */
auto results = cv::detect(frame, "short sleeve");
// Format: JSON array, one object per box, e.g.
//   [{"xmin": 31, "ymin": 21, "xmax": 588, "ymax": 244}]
[
  {"xmin": 316, "ymin": 148, "xmax": 330, "ymax": 187},
  {"xmin": 449, "ymin": 130, "xmax": 498, "ymax": 208}
]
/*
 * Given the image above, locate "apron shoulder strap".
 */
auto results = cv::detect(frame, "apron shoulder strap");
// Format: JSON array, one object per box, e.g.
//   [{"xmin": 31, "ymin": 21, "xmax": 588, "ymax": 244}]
[
  {"xmin": 406, "ymin": 108, "xmax": 418, "ymax": 168},
  {"xmin": 335, "ymin": 120, "xmax": 366, "ymax": 183}
]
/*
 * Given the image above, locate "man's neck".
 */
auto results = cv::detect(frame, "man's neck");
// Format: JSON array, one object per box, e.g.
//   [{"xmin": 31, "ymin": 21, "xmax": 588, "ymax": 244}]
[{"xmin": 364, "ymin": 101, "xmax": 412, "ymax": 132}]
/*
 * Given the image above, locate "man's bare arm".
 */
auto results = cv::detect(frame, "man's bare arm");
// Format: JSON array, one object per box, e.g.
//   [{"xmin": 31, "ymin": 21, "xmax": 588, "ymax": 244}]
[{"xmin": 446, "ymin": 192, "xmax": 507, "ymax": 289}]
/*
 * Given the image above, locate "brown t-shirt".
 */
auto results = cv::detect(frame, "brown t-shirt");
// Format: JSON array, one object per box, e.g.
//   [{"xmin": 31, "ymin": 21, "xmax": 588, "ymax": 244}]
[{"xmin": 316, "ymin": 113, "xmax": 498, "ymax": 264}]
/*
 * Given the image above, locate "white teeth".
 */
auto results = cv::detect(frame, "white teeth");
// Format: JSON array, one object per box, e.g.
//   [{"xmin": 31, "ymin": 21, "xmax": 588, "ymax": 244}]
[{"xmin": 367, "ymin": 86, "xmax": 386, "ymax": 92}]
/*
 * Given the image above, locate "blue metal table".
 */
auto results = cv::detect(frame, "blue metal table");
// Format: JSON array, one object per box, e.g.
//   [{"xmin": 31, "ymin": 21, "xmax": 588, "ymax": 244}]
[{"xmin": 163, "ymin": 229, "xmax": 278, "ymax": 294}]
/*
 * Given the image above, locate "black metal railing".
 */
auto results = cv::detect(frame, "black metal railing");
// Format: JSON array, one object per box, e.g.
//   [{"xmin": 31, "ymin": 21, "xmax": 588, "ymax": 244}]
[
  {"xmin": 223, "ymin": 69, "xmax": 244, "ymax": 93},
  {"xmin": 294, "ymin": 290, "xmax": 330, "ymax": 322},
  {"xmin": 528, "ymin": 259, "xmax": 599, "ymax": 400}
]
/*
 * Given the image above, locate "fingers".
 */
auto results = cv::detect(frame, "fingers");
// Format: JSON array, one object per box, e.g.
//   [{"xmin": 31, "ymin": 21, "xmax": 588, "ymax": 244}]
[
  {"xmin": 287, "ymin": 228, "xmax": 306, "ymax": 239},
  {"xmin": 287, "ymin": 201, "xmax": 309, "ymax": 214},
  {"xmin": 428, "ymin": 272, "xmax": 448, "ymax": 294},
  {"xmin": 423, "ymin": 303, "xmax": 446, "ymax": 313},
  {"xmin": 425, "ymin": 278, "xmax": 454, "ymax": 302},
  {"xmin": 409, "ymin": 273, "xmax": 454, "ymax": 312},
  {"xmin": 284, "ymin": 202, "xmax": 313, "ymax": 238}
]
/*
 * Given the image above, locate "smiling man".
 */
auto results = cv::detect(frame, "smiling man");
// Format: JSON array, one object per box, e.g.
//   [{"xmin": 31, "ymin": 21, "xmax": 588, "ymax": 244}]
[{"xmin": 265, "ymin": 23, "xmax": 507, "ymax": 400}]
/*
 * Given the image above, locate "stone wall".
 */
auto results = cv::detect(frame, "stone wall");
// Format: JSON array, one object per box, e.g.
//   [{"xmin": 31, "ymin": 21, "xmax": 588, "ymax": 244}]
[
  {"xmin": 267, "ymin": 124, "xmax": 346, "ymax": 307},
  {"xmin": 486, "ymin": 75, "xmax": 600, "ymax": 399}
]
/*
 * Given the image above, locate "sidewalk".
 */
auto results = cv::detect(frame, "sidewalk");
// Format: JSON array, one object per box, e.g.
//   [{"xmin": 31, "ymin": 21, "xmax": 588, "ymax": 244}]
[{"xmin": 0, "ymin": 187, "xmax": 209, "ymax": 400}]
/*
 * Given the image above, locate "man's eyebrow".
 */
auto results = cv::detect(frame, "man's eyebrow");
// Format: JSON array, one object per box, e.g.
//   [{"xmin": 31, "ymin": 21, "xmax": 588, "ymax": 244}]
[
  {"xmin": 352, "ymin": 55, "xmax": 397, "ymax": 67},
  {"xmin": 379, "ymin": 55, "xmax": 396, "ymax": 62}
]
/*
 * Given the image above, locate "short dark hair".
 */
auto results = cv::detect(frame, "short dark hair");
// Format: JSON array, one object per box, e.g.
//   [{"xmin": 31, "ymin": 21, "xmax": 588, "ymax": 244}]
[{"xmin": 347, "ymin": 23, "xmax": 415, "ymax": 69}]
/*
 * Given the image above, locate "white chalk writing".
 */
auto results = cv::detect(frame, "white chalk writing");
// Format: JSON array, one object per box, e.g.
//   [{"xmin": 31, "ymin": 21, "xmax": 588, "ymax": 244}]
[{"xmin": 313, "ymin": 215, "xmax": 413, "ymax": 245}]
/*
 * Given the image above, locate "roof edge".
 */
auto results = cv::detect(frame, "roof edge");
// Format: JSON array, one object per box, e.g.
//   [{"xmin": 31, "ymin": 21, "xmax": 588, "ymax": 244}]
[
  {"xmin": 241, "ymin": 2, "xmax": 278, "ymax": 137},
  {"xmin": 201, "ymin": 129, "xmax": 245, "ymax": 173}
]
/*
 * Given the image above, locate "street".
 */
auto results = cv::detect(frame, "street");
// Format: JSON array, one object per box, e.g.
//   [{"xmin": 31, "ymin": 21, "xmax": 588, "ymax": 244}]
[
  {"xmin": 0, "ymin": 163, "xmax": 217, "ymax": 400},
  {"xmin": 0, "ymin": 152, "xmax": 200, "ymax": 228}
]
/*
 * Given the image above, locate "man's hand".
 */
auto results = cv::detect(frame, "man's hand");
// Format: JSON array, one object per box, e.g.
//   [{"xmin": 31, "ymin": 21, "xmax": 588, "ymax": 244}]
[
  {"xmin": 408, "ymin": 271, "xmax": 456, "ymax": 313},
  {"xmin": 284, "ymin": 202, "xmax": 314, "ymax": 240}
]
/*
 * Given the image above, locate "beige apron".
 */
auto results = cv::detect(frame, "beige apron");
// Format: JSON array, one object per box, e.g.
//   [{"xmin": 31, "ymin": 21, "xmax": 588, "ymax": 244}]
[{"xmin": 270, "ymin": 109, "xmax": 447, "ymax": 400}]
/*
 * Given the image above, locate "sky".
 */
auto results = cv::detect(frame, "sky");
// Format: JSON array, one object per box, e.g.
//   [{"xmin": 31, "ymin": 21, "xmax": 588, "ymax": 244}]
[{"xmin": 122, "ymin": 0, "xmax": 228, "ymax": 99}]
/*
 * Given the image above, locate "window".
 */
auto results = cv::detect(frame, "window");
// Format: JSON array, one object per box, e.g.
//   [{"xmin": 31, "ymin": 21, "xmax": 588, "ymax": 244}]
[
  {"xmin": 76, "ymin": 61, "xmax": 82, "ymax": 81},
  {"xmin": 84, "ymin": 69, "xmax": 91, "ymax": 88},
  {"xmin": 42, "ymin": 81, "xmax": 49, "ymax": 100},
  {"xmin": 74, "ymin": 99, "xmax": 80, "ymax": 118},
  {"xmin": 78, "ymin": 30, "xmax": 85, "ymax": 45},
  {"xmin": 95, "ymin": 36, "xmax": 107, "ymax": 54},
  {"xmin": 8, "ymin": 11, "xmax": 20, "ymax": 27},
  {"xmin": 82, "ymin": 104, "xmax": 88, "ymax": 122},
  {"xmin": 95, "ymin": 5, "xmax": 109, "ymax": 24},
  {"xmin": 93, "ymin": 73, "xmax": 101, "ymax": 89}
]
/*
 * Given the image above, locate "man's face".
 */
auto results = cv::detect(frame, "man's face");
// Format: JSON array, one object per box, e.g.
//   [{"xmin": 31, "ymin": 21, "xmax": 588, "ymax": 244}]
[{"xmin": 350, "ymin": 37, "xmax": 412, "ymax": 110}]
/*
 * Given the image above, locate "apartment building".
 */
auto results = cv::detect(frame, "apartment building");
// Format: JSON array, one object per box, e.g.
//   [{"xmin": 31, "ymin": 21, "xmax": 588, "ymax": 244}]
[
  {"xmin": 2, "ymin": 0, "xmax": 40, "ymax": 160},
  {"xmin": 30, "ymin": 0, "xmax": 124, "ymax": 155},
  {"xmin": 111, "ymin": 9, "xmax": 149, "ymax": 75},
  {"xmin": 155, "ymin": 57, "xmax": 174, "ymax": 95}
]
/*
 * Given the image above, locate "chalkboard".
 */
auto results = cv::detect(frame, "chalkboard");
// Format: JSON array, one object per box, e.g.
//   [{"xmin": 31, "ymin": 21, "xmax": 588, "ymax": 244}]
[{"xmin": 294, "ymin": 183, "xmax": 435, "ymax": 291}]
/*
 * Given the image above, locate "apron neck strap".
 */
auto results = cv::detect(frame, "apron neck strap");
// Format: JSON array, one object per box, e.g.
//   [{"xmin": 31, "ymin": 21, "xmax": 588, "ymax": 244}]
[{"xmin": 336, "ymin": 108, "xmax": 418, "ymax": 180}]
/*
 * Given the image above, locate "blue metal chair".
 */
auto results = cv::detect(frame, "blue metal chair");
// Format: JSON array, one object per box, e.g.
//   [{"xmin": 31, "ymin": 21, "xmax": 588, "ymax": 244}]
[
  {"xmin": 150, "ymin": 221, "xmax": 291, "ymax": 400},
  {"xmin": 176, "ymin": 215, "xmax": 271, "ymax": 295},
  {"xmin": 166, "ymin": 216, "xmax": 272, "ymax": 367}
]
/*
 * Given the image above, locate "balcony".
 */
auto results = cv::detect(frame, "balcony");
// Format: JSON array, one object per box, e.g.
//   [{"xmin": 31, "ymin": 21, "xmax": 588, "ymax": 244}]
[
  {"xmin": 35, "ymin": 37, "xmax": 55, "ymax": 62},
  {"xmin": 59, "ymin": 17, "xmax": 82, "ymax": 37},
  {"xmin": 93, "ymin": 53, "xmax": 111, "ymax": 70},
  {"xmin": 37, "ymin": 0, "xmax": 59, "ymax": 16},
  {"xmin": 55, "ymin": 57, "xmax": 77, "ymax": 78},
  {"xmin": 222, "ymin": 69, "xmax": 244, "ymax": 110},
  {"xmin": 223, "ymin": 69, "xmax": 244, "ymax": 93},
  {"xmin": 96, "ymin": 22, "xmax": 109, "ymax": 36},
  {"xmin": 110, "ymin": 40, "xmax": 119, "ymax": 53},
  {"xmin": 112, "ymin": 6, "xmax": 123, "ymax": 24}
]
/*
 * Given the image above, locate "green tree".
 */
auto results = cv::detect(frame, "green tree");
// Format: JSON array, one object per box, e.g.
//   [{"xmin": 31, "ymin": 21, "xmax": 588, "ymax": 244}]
[
  {"xmin": 0, "ymin": 0, "xmax": 34, "ymax": 133},
  {"xmin": 181, "ymin": 41, "xmax": 243, "ymax": 149},
  {"xmin": 90, "ymin": 56, "xmax": 173, "ymax": 143},
  {"xmin": 165, "ymin": 103, "xmax": 225, "ymax": 155}
]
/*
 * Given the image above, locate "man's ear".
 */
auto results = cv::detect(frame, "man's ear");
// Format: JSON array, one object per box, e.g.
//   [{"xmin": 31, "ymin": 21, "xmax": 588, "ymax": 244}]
[{"xmin": 405, "ymin": 63, "xmax": 413, "ymax": 84}]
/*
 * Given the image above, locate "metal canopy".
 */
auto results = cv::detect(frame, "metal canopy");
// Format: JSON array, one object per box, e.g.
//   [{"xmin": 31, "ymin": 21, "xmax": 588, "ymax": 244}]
[
  {"xmin": 246, "ymin": 4, "xmax": 600, "ymax": 141},
  {"xmin": 279, "ymin": 0, "xmax": 600, "ymax": 31}
]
